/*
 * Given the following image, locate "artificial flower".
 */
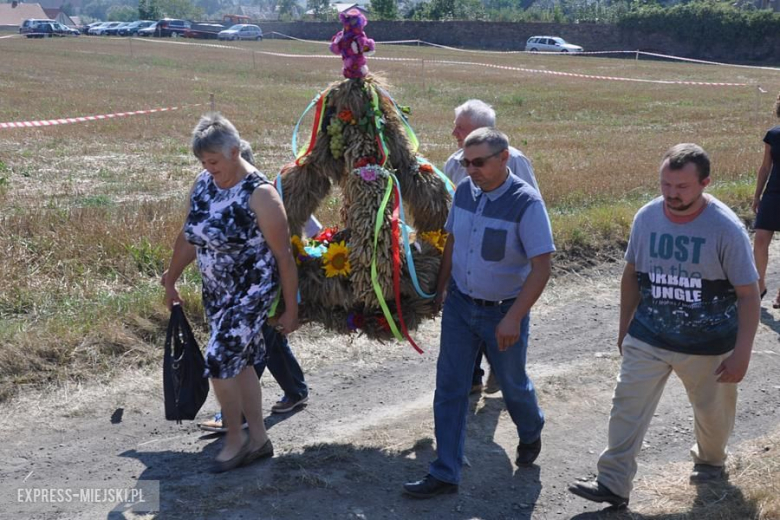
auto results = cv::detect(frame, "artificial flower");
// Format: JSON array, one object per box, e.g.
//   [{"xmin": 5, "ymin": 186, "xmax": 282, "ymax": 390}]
[
  {"xmin": 359, "ymin": 167, "xmax": 377, "ymax": 182},
  {"xmin": 375, "ymin": 316, "xmax": 391, "ymax": 332},
  {"xmin": 291, "ymin": 235, "xmax": 308, "ymax": 265},
  {"xmin": 347, "ymin": 312, "xmax": 366, "ymax": 331},
  {"xmin": 315, "ymin": 227, "xmax": 338, "ymax": 244},
  {"xmin": 420, "ymin": 230, "xmax": 448, "ymax": 253},
  {"xmin": 354, "ymin": 157, "xmax": 376, "ymax": 168},
  {"xmin": 322, "ymin": 241, "xmax": 352, "ymax": 278},
  {"xmin": 419, "ymin": 163, "xmax": 434, "ymax": 174},
  {"xmin": 338, "ymin": 110, "xmax": 355, "ymax": 124}
]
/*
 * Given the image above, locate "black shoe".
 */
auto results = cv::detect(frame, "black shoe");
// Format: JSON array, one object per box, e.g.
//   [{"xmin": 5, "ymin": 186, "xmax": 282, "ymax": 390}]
[
  {"xmin": 403, "ymin": 474, "xmax": 458, "ymax": 499},
  {"xmin": 515, "ymin": 438, "xmax": 542, "ymax": 466},
  {"xmin": 568, "ymin": 481, "xmax": 629, "ymax": 508}
]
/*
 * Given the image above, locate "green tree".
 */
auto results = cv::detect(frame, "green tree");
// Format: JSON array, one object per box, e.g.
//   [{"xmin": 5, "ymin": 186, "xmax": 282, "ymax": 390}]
[
  {"xmin": 371, "ymin": 0, "xmax": 398, "ymax": 19},
  {"xmin": 277, "ymin": 0, "xmax": 298, "ymax": 20},
  {"xmin": 157, "ymin": 0, "xmax": 205, "ymax": 19},
  {"xmin": 107, "ymin": 4, "xmax": 138, "ymax": 20},
  {"xmin": 307, "ymin": 0, "xmax": 331, "ymax": 20},
  {"xmin": 139, "ymin": 0, "xmax": 162, "ymax": 20}
]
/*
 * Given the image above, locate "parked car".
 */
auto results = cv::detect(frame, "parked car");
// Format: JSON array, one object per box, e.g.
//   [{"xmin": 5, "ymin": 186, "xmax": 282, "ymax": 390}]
[
  {"xmin": 154, "ymin": 18, "xmax": 190, "ymax": 37},
  {"xmin": 19, "ymin": 18, "xmax": 55, "ymax": 35},
  {"xmin": 104, "ymin": 22, "xmax": 130, "ymax": 36},
  {"xmin": 80, "ymin": 21, "xmax": 102, "ymax": 34},
  {"xmin": 524, "ymin": 36, "xmax": 583, "ymax": 53},
  {"xmin": 217, "ymin": 24, "xmax": 262, "ymax": 41},
  {"xmin": 184, "ymin": 22, "xmax": 226, "ymax": 39},
  {"xmin": 94, "ymin": 21, "xmax": 122, "ymax": 35},
  {"xmin": 118, "ymin": 20, "xmax": 154, "ymax": 36},
  {"xmin": 51, "ymin": 22, "xmax": 80, "ymax": 36},
  {"xmin": 88, "ymin": 22, "xmax": 111, "ymax": 35},
  {"xmin": 137, "ymin": 22, "xmax": 157, "ymax": 37}
]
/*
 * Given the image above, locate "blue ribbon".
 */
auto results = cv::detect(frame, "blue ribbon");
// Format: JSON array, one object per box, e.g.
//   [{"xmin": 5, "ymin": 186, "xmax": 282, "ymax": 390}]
[
  {"xmin": 390, "ymin": 173, "xmax": 435, "ymax": 300},
  {"xmin": 291, "ymin": 93, "xmax": 321, "ymax": 159},
  {"xmin": 416, "ymin": 156, "xmax": 455, "ymax": 197}
]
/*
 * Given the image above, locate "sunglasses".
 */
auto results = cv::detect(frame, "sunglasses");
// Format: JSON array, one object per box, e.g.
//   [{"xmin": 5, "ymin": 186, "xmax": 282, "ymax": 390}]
[{"xmin": 459, "ymin": 149, "xmax": 505, "ymax": 168}]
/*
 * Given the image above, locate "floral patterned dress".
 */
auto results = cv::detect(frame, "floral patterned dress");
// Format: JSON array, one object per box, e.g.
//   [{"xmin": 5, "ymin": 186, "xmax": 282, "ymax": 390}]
[{"xmin": 184, "ymin": 170, "xmax": 278, "ymax": 379}]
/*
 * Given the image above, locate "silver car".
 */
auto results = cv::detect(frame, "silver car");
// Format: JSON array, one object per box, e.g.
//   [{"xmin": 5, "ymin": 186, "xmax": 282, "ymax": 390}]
[
  {"xmin": 217, "ymin": 24, "xmax": 263, "ymax": 41},
  {"xmin": 525, "ymin": 36, "xmax": 583, "ymax": 53}
]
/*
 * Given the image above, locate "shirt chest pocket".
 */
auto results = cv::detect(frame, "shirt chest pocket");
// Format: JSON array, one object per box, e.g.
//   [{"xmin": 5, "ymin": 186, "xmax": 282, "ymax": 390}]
[{"xmin": 481, "ymin": 227, "xmax": 507, "ymax": 262}]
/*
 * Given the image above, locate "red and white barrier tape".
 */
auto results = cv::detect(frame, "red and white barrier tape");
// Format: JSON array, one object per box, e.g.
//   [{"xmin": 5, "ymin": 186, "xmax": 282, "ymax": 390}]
[
  {"xmin": 0, "ymin": 104, "xmax": 201, "ymax": 130},
  {"xmin": 267, "ymin": 31, "xmax": 780, "ymax": 71},
  {"xmin": 136, "ymin": 37, "xmax": 750, "ymax": 87}
]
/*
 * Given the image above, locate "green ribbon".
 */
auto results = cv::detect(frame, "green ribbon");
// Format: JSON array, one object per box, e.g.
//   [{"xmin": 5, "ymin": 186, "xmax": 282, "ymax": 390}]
[
  {"xmin": 370, "ymin": 86, "xmax": 390, "ymax": 167},
  {"xmin": 371, "ymin": 174, "xmax": 403, "ymax": 341}
]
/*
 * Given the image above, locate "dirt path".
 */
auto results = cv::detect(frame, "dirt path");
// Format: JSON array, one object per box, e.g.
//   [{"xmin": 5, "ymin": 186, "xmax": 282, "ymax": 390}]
[{"xmin": 2, "ymin": 258, "xmax": 780, "ymax": 520}]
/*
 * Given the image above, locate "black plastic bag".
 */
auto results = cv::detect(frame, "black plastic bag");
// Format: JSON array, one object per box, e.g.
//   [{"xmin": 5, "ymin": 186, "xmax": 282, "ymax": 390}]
[{"xmin": 163, "ymin": 305, "xmax": 209, "ymax": 423}]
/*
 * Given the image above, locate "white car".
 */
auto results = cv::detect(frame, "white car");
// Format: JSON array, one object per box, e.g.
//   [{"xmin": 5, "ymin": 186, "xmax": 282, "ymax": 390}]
[
  {"xmin": 525, "ymin": 36, "xmax": 583, "ymax": 53},
  {"xmin": 217, "ymin": 24, "xmax": 262, "ymax": 41}
]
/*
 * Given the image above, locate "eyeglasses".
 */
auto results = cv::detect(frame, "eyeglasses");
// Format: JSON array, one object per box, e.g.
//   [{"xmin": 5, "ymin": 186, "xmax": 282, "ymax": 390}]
[{"xmin": 459, "ymin": 149, "xmax": 505, "ymax": 168}]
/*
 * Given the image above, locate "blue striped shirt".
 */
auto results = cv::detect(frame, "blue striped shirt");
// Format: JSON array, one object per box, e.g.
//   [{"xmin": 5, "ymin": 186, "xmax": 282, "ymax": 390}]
[{"xmin": 444, "ymin": 171, "xmax": 555, "ymax": 301}]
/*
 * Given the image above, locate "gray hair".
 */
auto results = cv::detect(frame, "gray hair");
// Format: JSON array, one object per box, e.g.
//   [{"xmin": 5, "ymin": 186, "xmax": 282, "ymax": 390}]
[
  {"xmin": 239, "ymin": 140, "xmax": 255, "ymax": 165},
  {"xmin": 454, "ymin": 99, "xmax": 496, "ymax": 128},
  {"xmin": 191, "ymin": 113, "xmax": 241, "ymax": 159},
  {"xmin": 661, "ymin": 143, "xmax": 710, "ymax": 182},
  {"xmin": 463, "ymin": 127, "xmax": 509, "ymax": 154}
]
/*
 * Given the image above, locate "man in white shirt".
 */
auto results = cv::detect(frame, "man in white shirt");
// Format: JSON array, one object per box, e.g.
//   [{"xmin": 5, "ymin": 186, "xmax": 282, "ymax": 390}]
[
  {"xmin": 444, "ymin": 99, "xmax": 539, "ymax": 191},
  {"xmin": 443, "ymin": 100, "xmax": 541, "ymax": 395}
]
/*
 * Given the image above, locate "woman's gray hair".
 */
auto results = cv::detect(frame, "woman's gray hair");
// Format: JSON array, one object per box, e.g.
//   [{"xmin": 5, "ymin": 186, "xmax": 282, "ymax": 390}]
[
  {"xmin": 454, "ymin": 99, "xmax": 496, "ymax": 128},
  {"xmin": 191, "ymin": 113, "xmax": 241, "ymax": 159},
  {"xmin": 463, "ymin": 127, "xmax": 509, "ymax": 154}
]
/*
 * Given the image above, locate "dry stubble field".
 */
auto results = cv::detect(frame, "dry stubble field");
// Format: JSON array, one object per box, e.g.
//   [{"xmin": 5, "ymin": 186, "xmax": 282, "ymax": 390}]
[
  {"xmin": 1, "ymin": 34, "xmax": 780, "ymax": 519},
  {"xmin": 1, "ymin": 34, "xmax": 778, "ymax": 397}
]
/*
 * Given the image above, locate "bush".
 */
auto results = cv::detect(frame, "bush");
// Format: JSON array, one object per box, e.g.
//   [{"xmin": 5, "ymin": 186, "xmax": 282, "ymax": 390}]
[{"xmin": 618, "ymin": 1, "xmax": 780, "ymax": 49}]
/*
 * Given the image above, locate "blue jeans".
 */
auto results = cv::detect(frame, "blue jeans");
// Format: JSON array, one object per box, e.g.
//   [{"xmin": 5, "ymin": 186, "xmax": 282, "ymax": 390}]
[
  {"xmin": 429, "ymin": 287, "xmax": 544, "ymax": 484},
  {"xmin": 253, "ymin": 323, "xmax": 308, "ymax": 400}
]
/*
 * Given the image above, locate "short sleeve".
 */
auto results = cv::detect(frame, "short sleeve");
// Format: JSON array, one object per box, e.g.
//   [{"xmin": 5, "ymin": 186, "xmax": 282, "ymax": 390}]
[
  {"xmin": 517, "ymin": 200, "xmax": 555, "ymax": 259},
  {"xmin": 444, "ymin": 200, "xmax": 456, "ymax": 234},
  {"xmin": 624, "ymin": 214, "xmax": 639, "ymax": 264},
  {"xmin": 721, "ymin": 222, "xmax": 759, "ymax": 287},
  {"xmin": 509, "ymin": 154, "xmax": 540, "ymax": 192}
]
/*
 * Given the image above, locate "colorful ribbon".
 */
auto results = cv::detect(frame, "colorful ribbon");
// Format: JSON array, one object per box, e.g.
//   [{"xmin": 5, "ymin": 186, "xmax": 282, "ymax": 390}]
[
  {"xmin": 371, "ymin": 175, "xmax": 403, "ymax": 342},
  {"xmin": 294, "ymin": 91, "xmax": 328, "ymax": 166},
  {"xmin": 390, "ymin": 180, "xmax": 424, "ymax": 354},
  {"xmin": 390, "ymin": 173, "xmax": 435, "ymax": 300},
  {"xmin": 417, "ymin": 156, "xmax": 455, "ymax": 197}
]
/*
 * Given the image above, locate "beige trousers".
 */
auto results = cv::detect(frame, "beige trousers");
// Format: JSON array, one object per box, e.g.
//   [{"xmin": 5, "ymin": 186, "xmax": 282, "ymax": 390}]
[{"xmin": 597, "ymin": 334, "xmax": 738, "ymax": 499}]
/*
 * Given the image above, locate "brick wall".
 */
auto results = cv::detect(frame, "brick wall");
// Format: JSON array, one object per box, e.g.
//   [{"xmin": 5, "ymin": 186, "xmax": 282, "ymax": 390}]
[{"xmin": 258, "ymin": 21, "xmax": 780, "ymax": 63}]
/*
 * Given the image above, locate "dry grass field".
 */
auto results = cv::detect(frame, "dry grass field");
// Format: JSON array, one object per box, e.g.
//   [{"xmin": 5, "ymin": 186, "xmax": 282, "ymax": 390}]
[
  {"xmin": 1, "ymin": 35, "xmax": 778, "ymax": 392},
  {"xmin": 1, "ymin": 35, "xmax": 779, "ymax": 518}
]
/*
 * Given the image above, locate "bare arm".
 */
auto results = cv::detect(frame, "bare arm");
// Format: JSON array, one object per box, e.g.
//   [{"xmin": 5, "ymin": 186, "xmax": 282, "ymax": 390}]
[
  {"xmin": 715, "ymin": 282, "xmax": 760, "ymax": 383},
  {"xmin": 495, "ymin": 253, "xmax": 552, "ymax": 351},
  {"xmin": 162, "ymin": 184, "xmax": 197, "ymax": 309},
  {"xmin": 753, "ymin": 144, "xmax": 773, "ymax": 213},
  {"xmin": 618, "ymin": 262, "xmax": 640, "ymax": 354},
  {"xmin": 433, "ymin": 234, "xmax": 454, "ymax": 312},
  {"xmin": 250, "ymin": 184, "xmax": 299, "ymax": 334}
]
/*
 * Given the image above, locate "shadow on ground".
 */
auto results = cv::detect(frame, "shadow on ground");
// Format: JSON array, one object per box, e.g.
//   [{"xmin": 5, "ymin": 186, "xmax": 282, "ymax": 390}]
[
  {"xmin": 569, "ymin": 478, "xmax": 760, "ymax": 519},
  {"xmin": 108, "ymin": 395, "xmax": 543, "ymax": 519}
]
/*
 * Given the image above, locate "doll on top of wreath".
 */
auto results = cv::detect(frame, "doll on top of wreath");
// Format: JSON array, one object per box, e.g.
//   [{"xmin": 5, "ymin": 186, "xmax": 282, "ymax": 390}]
[{"xmin": 329, "ymin": 8, "xmax": 376, "ymax": 79}]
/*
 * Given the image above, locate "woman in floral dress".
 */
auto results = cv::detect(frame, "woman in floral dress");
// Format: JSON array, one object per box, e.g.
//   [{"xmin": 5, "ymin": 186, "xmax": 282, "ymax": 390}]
[{"xmin": 164, "ymin": 113, "xmax": 299, "ymax": 472}]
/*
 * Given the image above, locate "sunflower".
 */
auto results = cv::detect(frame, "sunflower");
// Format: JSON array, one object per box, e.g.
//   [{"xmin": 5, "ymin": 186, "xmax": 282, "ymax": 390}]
[
  {"xmin": 322, "ymin": 241, "xmax": 352, "ymax": 278},
  {"xmin": 420, "ymin": 230, "xmax": 448, "ymax": 253},
  {"xmin": 291, "ymin": 235, "xmax": 307, "ymax": 265}
]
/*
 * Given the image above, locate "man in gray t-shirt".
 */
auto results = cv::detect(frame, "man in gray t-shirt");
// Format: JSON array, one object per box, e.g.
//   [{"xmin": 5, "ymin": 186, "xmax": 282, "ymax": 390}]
[{"xmin": 569, "ymin": 144, "xmax": 760, "ymax": 509}]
